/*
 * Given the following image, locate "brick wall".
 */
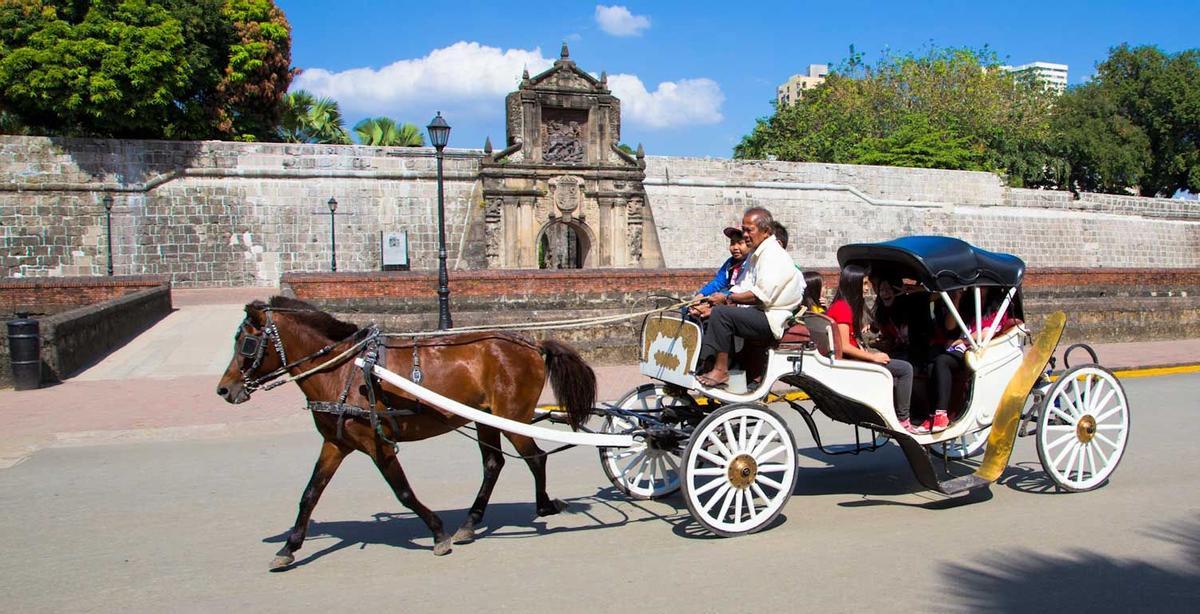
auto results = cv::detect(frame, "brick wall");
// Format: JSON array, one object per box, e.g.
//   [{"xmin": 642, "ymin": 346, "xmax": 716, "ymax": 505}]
[
  {"xmin": 282, "ymin": 268, "xmax": 1200, "ymax": 363},
  {"xmin": 1, "ymin": 275, "xmax": 168, "ymax": 315}
]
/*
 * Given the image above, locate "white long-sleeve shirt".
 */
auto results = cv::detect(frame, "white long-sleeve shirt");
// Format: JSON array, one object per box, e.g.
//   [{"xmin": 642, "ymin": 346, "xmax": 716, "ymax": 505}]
[{"xmin": 731, "ymin": 235, "xmax": 805, "ymax": 338}]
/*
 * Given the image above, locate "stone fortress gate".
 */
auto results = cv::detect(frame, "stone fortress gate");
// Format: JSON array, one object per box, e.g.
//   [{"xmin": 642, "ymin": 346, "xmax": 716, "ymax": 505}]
[{"xmin": 480, "ymin": 44, "xmax": 655, "ymax": 269}]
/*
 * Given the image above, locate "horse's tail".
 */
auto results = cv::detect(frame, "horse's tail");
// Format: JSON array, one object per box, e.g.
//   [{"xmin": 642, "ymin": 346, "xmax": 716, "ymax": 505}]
[{"xmin": 540, "ymin": 339, "xmax": 596, "ymax": 431}]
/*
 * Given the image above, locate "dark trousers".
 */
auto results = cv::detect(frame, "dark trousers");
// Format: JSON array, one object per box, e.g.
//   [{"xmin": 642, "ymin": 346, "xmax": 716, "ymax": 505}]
[
  {"xmin": 883, "ymin": 359, "xmax": 914, "ymax": 422},
  {"xmin": 931, "ymin": 351, "xmax": 966, "ymax": 412},
  {"xmin": 699, "ymin": 305, "xmax": 774, "ymax": 367}
]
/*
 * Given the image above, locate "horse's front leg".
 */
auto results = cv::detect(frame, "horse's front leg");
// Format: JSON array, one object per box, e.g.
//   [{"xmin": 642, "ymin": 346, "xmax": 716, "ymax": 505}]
[
  {"xmin": 372, "ymin": 447, "xmax": 453, "ymax": 556},
  {"xmin": 271, "ymin": 439, "xmax": 349, "ymax": 571}
]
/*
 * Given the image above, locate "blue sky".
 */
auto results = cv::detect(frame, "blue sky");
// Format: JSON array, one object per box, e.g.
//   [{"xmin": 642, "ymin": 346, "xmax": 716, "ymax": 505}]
[{"xmin": 280, "ymin": 1, "xmax": 1200, "ymax": 158}]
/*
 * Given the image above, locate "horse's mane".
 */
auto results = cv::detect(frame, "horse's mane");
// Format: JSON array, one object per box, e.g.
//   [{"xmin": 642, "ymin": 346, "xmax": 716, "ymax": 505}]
[{"xmin": 249, "ymin": 296, "xmax": 360, "ymax": 340}]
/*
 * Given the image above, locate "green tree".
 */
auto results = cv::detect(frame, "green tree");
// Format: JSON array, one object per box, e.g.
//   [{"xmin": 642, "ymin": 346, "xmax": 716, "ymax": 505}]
[
  {"xmin": 1050, "ymin": 82, "xmax": 1151, "ymax": 194},
  {"xmin": 278, "ymin": 89, "xmax": 349, "ymax": 144},
  {"xmin": 735, "ymin": 46, "xmax": 1057, "ymax": 185},
  {"xmin": 1075, "ymin": 45, "xmax": 1200, "ymax": 196},
  {"xmin": 352, "ymin": 116, "xmax": 423, "ymax": 146},
  {"xmin": 0, "ymin": 0, "xmax": 293, "ymax": 140}
]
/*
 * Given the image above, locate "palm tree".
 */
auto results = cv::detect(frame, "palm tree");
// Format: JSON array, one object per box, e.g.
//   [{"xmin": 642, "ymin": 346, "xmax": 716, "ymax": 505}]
[
  {"xmin": 353, "ymin": 116, "xmax": 424, "ymax": 146},
  {"xmin": 277, "ymin": 90, "xmax": 351, "ymax": 144}
]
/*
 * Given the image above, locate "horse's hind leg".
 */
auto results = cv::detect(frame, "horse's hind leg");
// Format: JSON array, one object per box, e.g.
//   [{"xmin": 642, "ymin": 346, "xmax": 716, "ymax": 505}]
[
  {"xmin": 503, "ymin": 432, "xmax": 567, "ymax": 516},
  {"xmin": 271, "ymin": 439, "xmax": 348, "ymax": 571},
  {"xmin": 372, "ymin": 448, "xmax": 453, "ymax": 556},
  {"xmin": 453, "ymin": 425, "xmax": 506, "ymax": 544}
]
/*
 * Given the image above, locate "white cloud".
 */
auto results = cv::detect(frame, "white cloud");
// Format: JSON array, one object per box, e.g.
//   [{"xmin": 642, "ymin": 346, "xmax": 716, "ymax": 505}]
[
  {"xmin": 608, "ymin": 74, "xmax": 724, "ymax": 128},
  {"xmin": 293, "ymin": 41, "xmax": 553, "ymax": 115},
  {"xmin": 293, "ymin": 41, "xmax": 722, "ymax": 130},
  {"xmin": 595, "ymin": 5, "xmax": 651, "ymax": 37}
]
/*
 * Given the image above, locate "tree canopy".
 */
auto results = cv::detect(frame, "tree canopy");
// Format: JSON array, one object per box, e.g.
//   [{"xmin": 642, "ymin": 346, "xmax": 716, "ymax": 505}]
[
  {"xmin": 738, "ymin": 44, "xmax": 1200, "ymax": 197},
  {"xmin": 278, "ymin": 89, "xmax": 349, "ymax": 144},
  {"xmin": 0, "ymin": 0, "xmax": 293, "ymax": 140},
  {"xmin": 353, "ymin": 117, "xmax": 423, "ymax": 147}
]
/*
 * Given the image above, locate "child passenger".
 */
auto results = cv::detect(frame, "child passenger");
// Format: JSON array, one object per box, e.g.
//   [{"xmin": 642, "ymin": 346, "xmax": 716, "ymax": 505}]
[
  {"xmin": 695, "ymin": 227, "xmax": 748, "ymax": 299},
  {"xmin": 827, "ymin": 264, "xmax": 917, "ymax": 433}
]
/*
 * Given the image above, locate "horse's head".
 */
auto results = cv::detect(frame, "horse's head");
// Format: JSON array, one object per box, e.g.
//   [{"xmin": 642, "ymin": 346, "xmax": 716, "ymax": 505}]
[{"xmin": 217, "ymin": 300, "xmax": 285, "ymax": 404}]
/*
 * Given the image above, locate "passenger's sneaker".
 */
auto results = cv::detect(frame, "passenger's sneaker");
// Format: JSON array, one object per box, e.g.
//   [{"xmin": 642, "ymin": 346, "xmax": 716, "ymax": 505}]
[
  {"xmin": 932, "ymin": 410, "xmax": 950, "ymax": 433},
  {"xmin": 900, "ymin": 419, "xmax": 927, "ymax": 435}
]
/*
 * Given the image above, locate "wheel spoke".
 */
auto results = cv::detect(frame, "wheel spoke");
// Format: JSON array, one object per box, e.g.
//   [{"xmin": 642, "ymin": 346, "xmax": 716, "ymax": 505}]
[
  {"xmin": 723, "ymin": 421, "xmax": 739, "ymax": 453},
  {"xmin": 1052, "ymin": 439, "xmax": 1079, "ymax": 469},
  {"xmin": 1088, "ymin": 381, "xmax": 1114, "ymax": 415},
  {"xmin": 664, "ymin": 453, "xmax": 681, "ymax": 477},
  {"xmin": 716, "ymin": 486, "xmax": 736, "ymax": 521},
  {"xmin": 696, "ymin": 448, "xmax": 726, "ymax": 466},
  {"xmin": 620, "ymin": 450, "xmax": 647, "ymax": 477},
  {"xmin": 1094, "ymin": 432, "xmax": 1120, "ymax": 449},
  {"xmin": 650, "ymin": 456, "xmax": 663, "ymax": 486},
  {"xmin": 1094, "ymin": 402, "xmax": 1126, "ymax": 424},
  {"xmin": 693, "ymin": 475, "xmax": 726, "ymax": 497},
  {"xmin": 744, "ymin": 418, "xmax": 765, "ymax": 459},
  {"xmin": 756, "ymin": 445, "xmax": 789, "ymax": 463},
  {"xmin": 744, "ymin": 489, "xmax": 758, "ymax": 521},
  {"xmin": 755, "ymin": 474, "xmax": 784, "ymax": 490},
  {"xmin": 1068, "ymin": 378, "xmax": 1084, "ymax": 417},
  {"xmin": 610, "ymin": 447, "xmax": 641, "ymax": 460},
  {"xmin": 707, "ymin": 432, "xmax": 734, "ymax": 460},
  {"xmin": 757, "ymin": 463, "xmax": 790, "ymax": 474},
  {"xmin": 631, "ymin": 454, "xmax": 651, "ymax": 486},
  {"xmin": 692, "ymin": 467, "xmax": 727, "ymax": 476},
  {"xmin": 1043, "ymin": 425, "xmax": 1075, "ymax": 431},
  {"xmin": 1086, "ymin": 443, "xmax": 1098, "ymax": 480},
  {"xmin": 751, "ymin": 482, "xmax": 772, "ymax": 507},
  {"xmin": 1095, "ymin": 424, "xmax": 1126, "ymax": 430},
  {"xmin": 1049, "ymin": 404, "xmax": 1076, "ymax": 425},
  {"xmin": 733, "ymin": 488, "xmax": 743, "ymax": 523},
  {"xmin": 1092, "ymin": 439, "xmax": 1113, "ymax": 467},
  {"xmin": 1063, "ymin": 443, "xmax": 1081, "ymax": 479},
  {"xmin": 702, "ymin": 482, "xmax": 732, "ymax": 513},
  {"xmin": 738, "ymin": 416, "xmax": 749, "ymax": 452},
  {"xmin": 1044, "ymin": 430, "xmax": 1077, "ymax": 451},
  {"xmin": 750, "ymin": 429, "xmax": 779, "ymax": 458}
]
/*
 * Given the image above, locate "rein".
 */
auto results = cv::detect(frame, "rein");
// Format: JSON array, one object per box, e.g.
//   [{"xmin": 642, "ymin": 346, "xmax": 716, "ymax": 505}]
[{"xmin": 238, "ymin": 309, "xmax": 377, "ymax": 393}]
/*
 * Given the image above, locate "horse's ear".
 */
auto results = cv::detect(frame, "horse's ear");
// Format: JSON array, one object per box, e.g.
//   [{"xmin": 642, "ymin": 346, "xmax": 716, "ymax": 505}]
[{"xmin": 245, "ymin": 300, "xmax": 268, "ymax": 325}]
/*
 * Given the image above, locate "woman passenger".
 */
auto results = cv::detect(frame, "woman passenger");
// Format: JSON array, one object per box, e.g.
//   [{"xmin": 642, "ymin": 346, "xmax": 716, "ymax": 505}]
[
  {"xmin": 827, "ymin": 264, "xmax": 917, "ymax": 433},
  {"xmin": 801, "ymin": 270, "xmax": 825, "ymax": 314}
]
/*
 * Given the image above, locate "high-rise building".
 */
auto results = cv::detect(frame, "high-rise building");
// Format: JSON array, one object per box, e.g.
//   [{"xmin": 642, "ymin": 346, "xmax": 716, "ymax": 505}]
[
  {"xmin": 776, "ymin": 64, "xmax": 829, "ymax": 107},
  {"xmin": 1001, "ymin": 61, "xmax": 1069, "ymax": 93}
]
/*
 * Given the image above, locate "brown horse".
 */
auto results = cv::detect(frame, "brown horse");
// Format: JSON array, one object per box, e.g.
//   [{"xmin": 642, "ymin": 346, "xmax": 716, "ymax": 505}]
[{"xmin": 216, "ymin": 296, "xmax": 596, "ymax": 570}]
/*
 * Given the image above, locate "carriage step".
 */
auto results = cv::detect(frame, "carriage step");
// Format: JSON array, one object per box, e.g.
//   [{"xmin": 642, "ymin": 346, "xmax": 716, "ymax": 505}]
[{"xmin": 936, "ymin": 474, "xmax": 991, "ymax": 496}]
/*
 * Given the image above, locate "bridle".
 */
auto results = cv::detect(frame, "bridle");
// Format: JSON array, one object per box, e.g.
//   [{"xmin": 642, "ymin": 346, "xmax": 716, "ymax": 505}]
[{"xmin": 236, "ymin": 308, "xmax": 371, "ymax": 395}]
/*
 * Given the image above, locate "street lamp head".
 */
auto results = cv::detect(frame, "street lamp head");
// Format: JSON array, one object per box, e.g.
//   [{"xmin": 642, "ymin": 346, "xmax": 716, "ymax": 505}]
[
  {"xmin": 327, "ymin": 196, "xmax": 337, "ymax": 213},
  {"xmin": 103, "ymin": 194, "xmax": 114, "ymax": 211},
  {"xmin": 426, "ymin": 112, "xmax": 450, "ymax": 150}
]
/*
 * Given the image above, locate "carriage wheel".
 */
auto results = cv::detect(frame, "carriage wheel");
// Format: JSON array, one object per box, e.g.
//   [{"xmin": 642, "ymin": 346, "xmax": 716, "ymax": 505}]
[
  {"xmin": 1035, "ymin": 365, "xmax": 1130, "ymax": 492},
  {"xmin": 932, "ymin": 426, "xmax": 990, "ymax": 460},
  {"xmin": 681, "ymin": 403, "xmax": 797, "ymax": 537},
  {"xmin": 598, "ymin": 384, "xmax": 693, "ymax": 500}
]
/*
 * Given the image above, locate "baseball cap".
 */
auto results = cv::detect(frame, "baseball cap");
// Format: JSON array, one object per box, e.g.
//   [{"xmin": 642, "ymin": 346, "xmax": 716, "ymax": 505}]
[{"xmin": 723, "ymin": 226, "xmax": 743, "ymax": 239}]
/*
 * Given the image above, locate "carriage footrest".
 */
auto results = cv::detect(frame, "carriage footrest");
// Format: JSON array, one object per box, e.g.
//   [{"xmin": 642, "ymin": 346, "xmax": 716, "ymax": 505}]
[{"xmin": 936, "ymin": 474, "xmax": 991, "ymax": 496}]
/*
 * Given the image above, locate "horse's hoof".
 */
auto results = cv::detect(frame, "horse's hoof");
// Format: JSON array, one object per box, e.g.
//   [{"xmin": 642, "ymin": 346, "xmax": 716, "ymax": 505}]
[
  {"xmin": 538, "ymin": 498, "xmax": 568, "ymax": 516},
  {"xmin": 452, "ymin": 526, "xmax": 476, "ymax": 545},
  {"xmin": 433, "ymin": 539, "xmax": 453, "ymax": 556},
  {"xmin": 269, "ymin": 553, "xmax": 295, "ymax": 571}
]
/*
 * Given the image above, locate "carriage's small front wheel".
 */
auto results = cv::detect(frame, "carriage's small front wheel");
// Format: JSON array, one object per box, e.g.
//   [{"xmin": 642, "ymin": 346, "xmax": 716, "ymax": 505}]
[
  {"xmin": 598, "ymin": 384, "xmax": 694, "ymax": 500},
  {"xmin": 681, "ymin": 403, "xmax": 797, "ymax": 537},
  {"xmin": 1035, "ymin": 365, "xmax": 1130, "ymax": 492}
]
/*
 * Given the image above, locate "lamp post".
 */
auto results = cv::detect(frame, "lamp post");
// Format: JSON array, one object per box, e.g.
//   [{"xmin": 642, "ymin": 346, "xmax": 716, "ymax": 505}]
[
  {"xmin": 327, "ymin": 196, "xmax": 338, "ymax": 272},
  {"xmin": 102, "ymin": 194, "xmax": 114, "ymax": 276},
  {"xmin": 427, "ymin": 112, "xmax": 453, "ymax": 329}
]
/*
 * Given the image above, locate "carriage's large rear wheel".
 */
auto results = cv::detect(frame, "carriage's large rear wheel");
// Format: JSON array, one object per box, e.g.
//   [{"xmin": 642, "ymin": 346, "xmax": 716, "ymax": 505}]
[
  {"xmin": 1035, "ymin": 365, "xmax": 1130, "ymax": 492},
  {"xmin": 598, "ymin": 384, "xmax": 693, "ymax": 500},
  {"xmin": 681, "ymin": 403, "xmax": 797, "ymax": 537}
]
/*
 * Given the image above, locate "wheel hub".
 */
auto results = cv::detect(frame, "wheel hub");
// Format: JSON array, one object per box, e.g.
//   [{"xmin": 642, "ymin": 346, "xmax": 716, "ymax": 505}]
[
  {"xmin": 1077, "ymin": 415, "xmax": 1097, "ymax": 443},
  {"xmin": 727, "ymin": 454, "xmax": 758, "ymax": 489}
]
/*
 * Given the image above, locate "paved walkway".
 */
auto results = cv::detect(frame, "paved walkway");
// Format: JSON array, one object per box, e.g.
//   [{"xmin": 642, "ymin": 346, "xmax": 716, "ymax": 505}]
[{"xmin": 1, "ymin": 285, "xmax": 1197, "ymax": 468}]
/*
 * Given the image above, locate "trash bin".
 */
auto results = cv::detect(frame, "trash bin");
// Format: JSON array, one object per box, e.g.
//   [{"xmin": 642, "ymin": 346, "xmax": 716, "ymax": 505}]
[{"xmin": 7, "ymin": 313, "xmax": 41, "ymax": 390}]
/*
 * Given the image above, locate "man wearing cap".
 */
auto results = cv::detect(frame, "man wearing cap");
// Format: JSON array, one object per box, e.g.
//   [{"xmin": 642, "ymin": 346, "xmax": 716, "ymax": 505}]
[
  {"xmin": 691, "ymin": 207, "xmax": 805, "ymax": 389},
  {"xmin": 694, "ymin": 226, "xmax": 749, "ymax": 300}
]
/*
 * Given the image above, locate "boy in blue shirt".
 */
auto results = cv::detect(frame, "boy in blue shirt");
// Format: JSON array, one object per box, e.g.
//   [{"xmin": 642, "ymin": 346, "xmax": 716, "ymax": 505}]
[{"xmin": 695, "ymin": 227, "xmax": 749, "ymax": 299}]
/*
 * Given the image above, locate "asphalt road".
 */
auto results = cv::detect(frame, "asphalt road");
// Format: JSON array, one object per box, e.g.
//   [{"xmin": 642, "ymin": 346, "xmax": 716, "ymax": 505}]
[{"xmin": 2, "ymin": 374, "xmax": 1197, "ymax": 613}]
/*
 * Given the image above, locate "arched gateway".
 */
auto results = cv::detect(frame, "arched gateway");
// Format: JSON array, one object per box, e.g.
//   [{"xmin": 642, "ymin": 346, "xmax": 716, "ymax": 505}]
[{"xmin": 480, "ymin": 44, "xmax": 655, "ymax": 269}]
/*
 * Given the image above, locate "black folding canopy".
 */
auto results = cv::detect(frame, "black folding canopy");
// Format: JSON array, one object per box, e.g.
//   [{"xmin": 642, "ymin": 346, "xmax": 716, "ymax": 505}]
[{"xmin": 836, "ymin": 236, "xmax": 1026, "ymax": 292}]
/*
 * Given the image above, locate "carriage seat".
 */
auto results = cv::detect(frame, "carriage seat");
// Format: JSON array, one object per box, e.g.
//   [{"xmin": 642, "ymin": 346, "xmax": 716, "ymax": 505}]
[{"xmin": 783, "ymin": 312, "xmax": 843, "ymax": 359}]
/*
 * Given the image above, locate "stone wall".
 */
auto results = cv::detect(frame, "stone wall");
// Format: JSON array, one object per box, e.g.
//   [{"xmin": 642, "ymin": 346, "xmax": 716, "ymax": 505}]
[
  {"xmin": 1, "ymin": 275, "xmax": 167, "ymax": 315},
  {"xmin": 1, "ymin": 136, "xmax": 485, "ymax": 286},
  {"xmin": 644, "ymin": 157, "xmax": 1200, "ymax": 270},
  {"xmin": 3, "ymin": 136, "xmax": 1199, "ymax": 287}
]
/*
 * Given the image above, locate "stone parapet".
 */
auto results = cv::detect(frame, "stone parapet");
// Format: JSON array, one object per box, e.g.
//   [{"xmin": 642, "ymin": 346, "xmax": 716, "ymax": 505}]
[{"xmin": 1, "ymin": 275, "xmax": 169, "ymax": 316}]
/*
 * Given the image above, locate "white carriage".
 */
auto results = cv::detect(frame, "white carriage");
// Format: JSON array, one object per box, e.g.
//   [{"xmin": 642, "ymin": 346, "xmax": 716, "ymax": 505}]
[{"xmin": 367, "ymin": 237, "xmax": 1131, "ymax": 537}]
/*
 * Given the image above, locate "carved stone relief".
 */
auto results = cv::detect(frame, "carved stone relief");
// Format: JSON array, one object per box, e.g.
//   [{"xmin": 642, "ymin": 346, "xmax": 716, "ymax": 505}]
[
  {"xmin": 550, "ymin": 176, "xmax": 584, "ymax": 220},
  {"xmin": 484, "ymin": 197, "xmax": 503, "ymax": 266}
]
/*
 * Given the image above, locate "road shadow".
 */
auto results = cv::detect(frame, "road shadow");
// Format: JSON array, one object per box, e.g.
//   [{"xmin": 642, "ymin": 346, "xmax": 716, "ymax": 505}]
[
  {"xmin": 262, "ymin": 486, "xmax": 688, "ymax": 569},
  {"xmin": 939, "ymin": 514, "xmax": 1200, "ymax": 612},
  {"xmin": 792, "ymin": 439, "xmax": 984, "ymax": 507}
]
